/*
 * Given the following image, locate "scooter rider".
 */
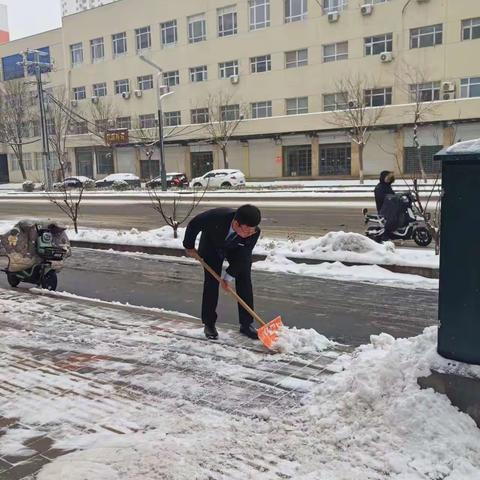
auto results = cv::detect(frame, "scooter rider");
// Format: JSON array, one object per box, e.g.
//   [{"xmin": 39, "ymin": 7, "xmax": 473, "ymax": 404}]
[{"xmin": 374, "ymin": 170, "xmax": 395, "ymax": 213}]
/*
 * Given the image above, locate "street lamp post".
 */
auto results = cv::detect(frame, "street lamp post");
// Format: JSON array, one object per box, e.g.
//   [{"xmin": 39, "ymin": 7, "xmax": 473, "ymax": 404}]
[{"xmin": 139, "ymin": 55, "xmax": 174, "ymax": 192}]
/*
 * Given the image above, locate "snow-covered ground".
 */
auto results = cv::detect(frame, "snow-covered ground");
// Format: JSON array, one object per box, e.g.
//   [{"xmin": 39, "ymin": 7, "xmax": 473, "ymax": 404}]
[{"xmin": 0, "ymin": 289, "xmax": 479, "ymax": 479}]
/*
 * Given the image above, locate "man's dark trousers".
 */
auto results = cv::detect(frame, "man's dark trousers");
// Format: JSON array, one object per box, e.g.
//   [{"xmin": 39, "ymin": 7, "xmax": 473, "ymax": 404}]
[{"xmin": 199, "ymin": 238, "xmax": 254, "ymax": 328}]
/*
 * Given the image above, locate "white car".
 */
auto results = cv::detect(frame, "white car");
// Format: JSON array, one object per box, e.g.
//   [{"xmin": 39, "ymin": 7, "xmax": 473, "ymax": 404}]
[
  {"xmin": 95, "ymin": 173, "xmax": 141, "ymax": 189},
  {"xmin": 53, "ymin": 176, "xmax": 94, "ymax": 190},
  {"xmin": 190, "ymin": 169, "xmax": 246, "ymax": 189}
]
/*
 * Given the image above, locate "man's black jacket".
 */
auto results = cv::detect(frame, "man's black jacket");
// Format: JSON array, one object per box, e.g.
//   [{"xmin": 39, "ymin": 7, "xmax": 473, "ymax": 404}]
[
  {"xmin": 183, "ymin": 208, "xmax": 260, "ymax": 277},
  {"xmin": 374, "ymin": 171, "xmax": 395, "ymax": 213}
]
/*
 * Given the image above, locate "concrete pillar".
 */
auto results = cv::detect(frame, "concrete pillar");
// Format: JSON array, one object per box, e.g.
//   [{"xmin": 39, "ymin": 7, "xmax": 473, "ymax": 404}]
[
  {"xmin": 184, "ymin": 146, "xmax": 191, "ymax": 178},
  {"xmin": 443, "ymin": 125, "xmax": 456, "ymax": 147},
  {"xmin": 242, "ymin": 140, "xmax": 250, "ymax": 178},
  {"xmin": 394, "ymin": 127, "xmax": 404, "ymax": 175},
  {"xmin": 351, "ymin": 141, "xmax": 360, "ymax": 177},
  {"xmin": 311, "ymin": 135, "xmax": 319, "ymax": 177}
]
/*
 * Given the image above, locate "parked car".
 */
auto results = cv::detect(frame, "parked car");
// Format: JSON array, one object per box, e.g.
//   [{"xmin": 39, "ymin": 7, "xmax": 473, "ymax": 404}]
[
  {"xmin": 146, "ymin": 172, "xmax": 189, "ymax": 189},
  {"xmin": 190, "ymin": 169, "xmax": 246, "ymax": 189},
  {"xmin": 53, "ymin": 176, "xmax": 94, "ymax": 190},
  {"xmin": 95, "ymin": 173, "xmax": 141, "ymax": 189}
]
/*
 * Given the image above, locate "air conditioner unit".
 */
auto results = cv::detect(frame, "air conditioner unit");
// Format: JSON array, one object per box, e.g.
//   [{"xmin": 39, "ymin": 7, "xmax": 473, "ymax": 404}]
[
  {"xmin": 443, "ymin": 92, "xmax": 455, "ymax": 101},
  {"xmin": 442, "ymin": 81, "xmax": 456, "ymax": 92},
  {"xmin": 380, "ymin": 51, "xmax": 393, "ymax": 63},
  {"xmin": 134, "ymin": 89, "xmax": 143, "ymax": 98},
  {"xmin": 91, "ymin": 96, "xmax": 99, "ymax": 104},
  {"xmin": 70, "ymin": 100, "xmax": 78, "ymax": 108},
  {"xmin": 121, "ymin": 91, "xmax": 131, "ymax": 100},
  {"xmin": 348, "ymin": 100, "xmax": 359, "ymax": 109},
  {"xmin": 361, "ymin": 4, "xmax": 373, "ymax": 16},
  {"xmin": 328, "ymin": 11, "xmax": 339, "ymax": 22},
  {"xmin": 230, "ymin": 75, "xmax": 240, "ymax": 85}
]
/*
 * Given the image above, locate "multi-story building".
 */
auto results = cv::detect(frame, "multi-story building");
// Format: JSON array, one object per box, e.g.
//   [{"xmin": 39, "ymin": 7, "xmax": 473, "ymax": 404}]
[
  {"xmin": 1, "ymin": 0, "xmax": 480, "ymax": 183},
  {"xmin": 0, "ymin": 4, "xmax": 9, "ymax": 44},
  {"xmin": 61, "ymin": 0, "xmax": 118, "ymax": 17}
]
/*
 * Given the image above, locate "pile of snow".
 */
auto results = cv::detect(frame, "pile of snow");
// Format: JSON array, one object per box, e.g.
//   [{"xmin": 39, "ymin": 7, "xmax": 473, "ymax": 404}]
[
  {"xmin": 273, "ymin": 326, "xmax": 333, "ymax": 354},
  {"xmin": 293, "ymin": 327, "xmax": 480, "ymax": 478},
  {"xmin": 254, "ymin": 254, "xmax": 438, "ymax": 290}
]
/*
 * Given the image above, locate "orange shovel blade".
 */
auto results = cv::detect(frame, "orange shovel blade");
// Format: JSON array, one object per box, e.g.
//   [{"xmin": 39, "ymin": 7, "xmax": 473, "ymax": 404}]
[{"xmin": 257, "ymin": 316, "xmax": 284, "ymax": 350}]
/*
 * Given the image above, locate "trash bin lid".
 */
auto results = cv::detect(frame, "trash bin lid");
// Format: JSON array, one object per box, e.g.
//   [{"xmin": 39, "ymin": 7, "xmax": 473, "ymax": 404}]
[{"xmin": 435, "ymin": 138, "xmax": 480, "ymax": 160}]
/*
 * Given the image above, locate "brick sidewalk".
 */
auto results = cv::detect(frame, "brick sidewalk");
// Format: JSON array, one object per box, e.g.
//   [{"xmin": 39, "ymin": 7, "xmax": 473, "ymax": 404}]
[{"xmin": 0, "ymin": 289, "xmax": 347, "ymax": 479}]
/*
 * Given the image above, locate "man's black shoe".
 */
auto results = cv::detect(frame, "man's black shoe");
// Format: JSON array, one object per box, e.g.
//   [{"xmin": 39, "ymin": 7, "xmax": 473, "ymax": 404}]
[
  {"xmin": 204, "ymin": 324, "xmax": 219, "ymax": 340},
  {"xmin": 239, "ymin": 324, "xmax": 258, "ymax": 340}
]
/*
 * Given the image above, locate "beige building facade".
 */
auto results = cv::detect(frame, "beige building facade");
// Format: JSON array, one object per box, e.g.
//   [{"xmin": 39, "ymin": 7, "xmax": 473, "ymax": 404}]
[{"xmin": 1, "ymin": 0, "xmax": 480, "ymax": 183}]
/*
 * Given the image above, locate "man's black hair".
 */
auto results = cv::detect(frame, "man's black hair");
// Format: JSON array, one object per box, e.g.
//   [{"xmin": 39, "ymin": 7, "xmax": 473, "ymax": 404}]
[{"xmin": 234, "ymin": 204, "xmax": 261, "ymax": 227}]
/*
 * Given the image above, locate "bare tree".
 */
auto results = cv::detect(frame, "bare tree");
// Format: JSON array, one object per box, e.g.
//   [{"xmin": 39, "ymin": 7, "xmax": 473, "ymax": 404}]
[
  {"xmin": 45, "ymin": 87, "xmax": 91, "ymax": 233},
  {"xmin": 327, "ymin": 75, "xmax": 385, "ymax": 184},
  {"xmin": 147, "ymin": 185, "xmax": 208, "ymax": 239},
  {"xmin": 204, "ymin": 92, "xmax": 246, "ymax": 169},
  {"xmin": 0, "ymin": 79, "xmax": 37, "ymax": 180},
  {"xmin": 90, "ymin": 97, "xmax": 118, "ymax": 140},
  {"xmin": 396, "ymin": 62, "xmax": 440, "ymax": 183}
]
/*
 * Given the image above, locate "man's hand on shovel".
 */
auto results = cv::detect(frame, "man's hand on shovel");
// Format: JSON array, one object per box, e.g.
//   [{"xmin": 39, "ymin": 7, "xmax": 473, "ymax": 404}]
[{"xmin": 220, "ymin": 278, "xmax": 231, "ymax": 292}]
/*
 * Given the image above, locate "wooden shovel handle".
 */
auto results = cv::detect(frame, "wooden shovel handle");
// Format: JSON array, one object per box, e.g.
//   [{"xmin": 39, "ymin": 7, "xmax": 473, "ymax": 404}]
[{"xmin": 198, "ymin": 257, "xmax": 266, "ymax": 326}]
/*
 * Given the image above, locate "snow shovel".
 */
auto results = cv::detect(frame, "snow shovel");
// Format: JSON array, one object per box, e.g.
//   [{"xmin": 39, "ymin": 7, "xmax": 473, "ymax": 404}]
[{"xmin": 198, "ymin": 257, "xmax": 283, "ymax": 350}]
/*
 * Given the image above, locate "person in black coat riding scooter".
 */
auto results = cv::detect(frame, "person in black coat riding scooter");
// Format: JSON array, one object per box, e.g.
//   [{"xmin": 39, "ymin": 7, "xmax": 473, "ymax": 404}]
[
  {"xmin": 374, "ymin": 170, "xmax": 395, "ymax": 213},
  {"xmin": 183, "ymin": 205, "xmax": 261, "ymax": 341}
]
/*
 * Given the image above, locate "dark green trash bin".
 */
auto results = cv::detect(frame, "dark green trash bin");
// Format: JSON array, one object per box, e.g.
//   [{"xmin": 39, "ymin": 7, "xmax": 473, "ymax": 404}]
[{"xmin": 435, "ymin": 139, "xmax": 480, "ymax": 365}]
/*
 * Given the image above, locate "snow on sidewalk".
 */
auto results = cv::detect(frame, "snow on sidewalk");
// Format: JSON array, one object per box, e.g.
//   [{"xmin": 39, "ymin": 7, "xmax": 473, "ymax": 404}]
[{"xmin": 0, "ymin": 288, "xmax": 479, "ymax": 479}]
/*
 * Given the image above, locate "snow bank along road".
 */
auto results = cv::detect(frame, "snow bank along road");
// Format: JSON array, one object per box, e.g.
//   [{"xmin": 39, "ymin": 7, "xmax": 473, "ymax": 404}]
[{"xmin": 1, "ymin": 288, "xmax": 479, "ymax": 479}]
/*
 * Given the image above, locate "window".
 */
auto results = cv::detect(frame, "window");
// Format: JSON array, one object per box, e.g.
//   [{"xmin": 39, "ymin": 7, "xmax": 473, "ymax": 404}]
[
  {"xmin": 323, "ymin": 42, "xmax": 348, "ymax": 62},
  {"xmin": 285, "ymin": 0, "xmax": 307, "ymax": 22},
  {"xmin": 250, "ymin": 54, "xmax": 271, "ymax": 73},
  {"xmin": 190, "ymin": 65, "xmax": 208, "ymax": 83},
  {"xmin": 251, "ymin": 101, "xmax": 272, "ymax": 118},
  {"xmin": 219, "ymin": 60, "xmax": 239, "ymax": 78},
  {"xmin": 32, "ymin": 120, "xmax": 41, "ymax": 137},
  {"xmin": 364, "ymin": 33, "xmax": 392, "ymax": 56},
  {"xmin": 191, "ymin": 108, "xmax": 209, "ymax": 124},
  {"xmin": 249, "ymin": 0, "xmax": 270, "ymax": 30},
  {"xmin": 22, "ymin": 152, "xmax": 33, "ymax": 170},
  {"xmin": 164, "ymin": 111, "xmax": 181, "ymax": 127},
  {"xmin": 163, "ymin": 70, "xmax": 179, "ymax": 87},
  {"xmin": 409, "ymin": 82, "xmax": 440, "ymax": 102},
  {"xmin": 286, "ymin": 97, "xmax": 308, "ymax": 115},
  {"xmin": 320, "ymin": 144, "xmax": 351, "ymax": 176},
  {"xmin": 93, "ymin": 82, "xmax": 107, "ymax": 97},
  {"xmin": 135, "ymin": 26, "xmax": 151, "ymax": 51},
  {"xmin": 221, "ymin": 104, "xmax": 240, "ymax": 121},
  {"xmin": 70, "ymin": 121, "xmax": 88, "ymax": 135},
  {"xmin": 461, "ymin": 77, "xmax": 480, "ymax": 98},
  {"xmin": 410, "ymin": 24, "xmax": 443, "ymax": 48},
  {"xmin": 70, "ymin": 42, "xmax": 83, "ymax": 67},
  {"xmin": 139, "ymin": 114, "xmax": 156, "ymax": 129},
  {"xmin": 404, "ymin": 145, "xmax": 442, "ymax": 175},
  {"xmin": 138, "ymin": 75, "xmax": 153, "ymax": 90},
  {"xmin": 218, "ymin": 5, "xmax": 237, "ymax": 37},
  {"xmin": 285, "ymin": 48, "xmax": 308, "ymax": 68},
  {"xmin": 323, "ymin": 0, "xmax": 347, "ymax": 13},
  {"xmin": 116, "ymin": 116, "xmax": 132, "ymax": 129},
  {"xmin": 46, "ymin": 119, "xmax": 55, "ymax": 136},
  {"xmin": 462, "ymin": 18, "xmax": 480, "ymax": 41},
  {"xmin": 90, "ymin": 37, "xmax": 104, "ymax": 62},
  {"xmin": 114, "ymin": 79, "xmax": 130, "ymax": 95},
  {"xmin": 188, "ymin": 14, "xmax": 207, "ymax": 43},
  {"xmin": 96, "ymin": 148, "xmax": 114, "ymax": 175},
  {"xmin": 112, "ymin": 32, "xmax": 127, "ymax": 57},
  {"xmin": 161, "ymin": 20, "xmax": 177, "ymax": 47},
  {"xmin": 73, "ymin": 86, "xmax": 86, "ymax": 101},
  {"xmin": 323, "ymin": 92, "xmax": 348, "ymax": 111},
  {"xmin": 365, "ymin": 87, "xmax": 392, "ymax": 107},
  {"xmin": 283, "ymin": 145, "xmax": 311, "ymax": 176}
]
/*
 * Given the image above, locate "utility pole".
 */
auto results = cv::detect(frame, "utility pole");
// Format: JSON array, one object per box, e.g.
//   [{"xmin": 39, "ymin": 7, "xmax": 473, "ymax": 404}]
[
  {"xmin": 139, "ymin": 55, "xmax": 174, "ymax": 192},
  {"xmin": 18, "ymin": 49, "xmax": 54, "ymax": 190}
]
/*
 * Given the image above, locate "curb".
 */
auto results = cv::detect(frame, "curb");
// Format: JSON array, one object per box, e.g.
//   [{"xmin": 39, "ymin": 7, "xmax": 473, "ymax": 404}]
[{"xmin": 71, "ymin": 240, "xmax": 439, "ymax": 279}]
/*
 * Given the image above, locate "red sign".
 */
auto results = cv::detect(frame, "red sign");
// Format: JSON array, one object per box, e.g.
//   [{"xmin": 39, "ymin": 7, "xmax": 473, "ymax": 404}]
[
  {"xmin": 275, "ymin": 155, "xmax": 283, "ymax": 165},
  {"xmin": 105, "ymin": 128, "xmax": 129, "ymax": 146}
]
